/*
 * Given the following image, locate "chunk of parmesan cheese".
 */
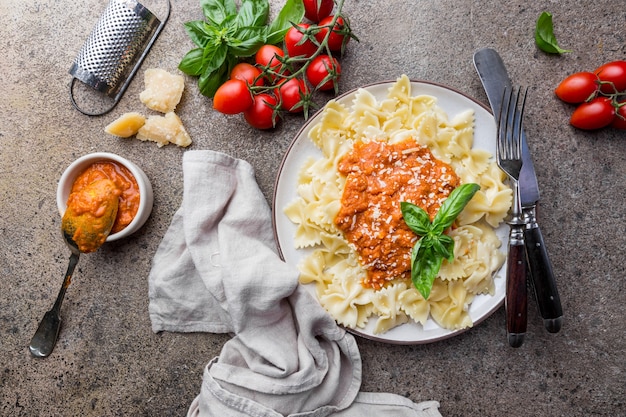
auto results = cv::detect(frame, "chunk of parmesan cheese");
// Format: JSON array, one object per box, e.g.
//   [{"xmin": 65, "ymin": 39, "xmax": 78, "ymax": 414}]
[
  {"xmin": 104, "ymin": 112, "xmax": 146, "ymax": 138},
  {"xmin": 139, "ymin": 68, "xmax": 185, "ymax": 113},
  {"xmin": 136, "ymin": 112, "xmax": 192, "ymax": 147}
]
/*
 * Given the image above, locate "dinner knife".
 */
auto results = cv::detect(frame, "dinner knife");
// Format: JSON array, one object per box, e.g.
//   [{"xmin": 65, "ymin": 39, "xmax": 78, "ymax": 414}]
[{"xmin": 473, "ymin": 47, "xmax": 563, "ymax": 333}]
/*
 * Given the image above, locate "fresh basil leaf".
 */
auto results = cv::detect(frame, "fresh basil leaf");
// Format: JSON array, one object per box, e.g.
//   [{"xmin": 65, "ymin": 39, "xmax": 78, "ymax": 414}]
[
  {"xmin": 411, "ymin": 245, "xmax": 443, "ymax": 300},
  {"xmin": 184, "ymin": 21, "xmax": 213, "ymax": 48},
  {"xmin": 178, "ymin": 48, "xmax": 205, "ymax": 76},
  {"xmin": 432, "ymin": 183, "xmax": 479, "ymax": 234},
  {"xmin": 401, "ymin": 201, "xmax": 431, "ymax": 236},
  {"xmin": 221, "ymin": 14, "xmax": 239, "ymax": 36},
  {"xmin": 233, "ymin": 24, "xmax": 267, "ymax": 41},
  {"xmin": 535, "ymin": 11, "xmax": 571, "ymax": 54},
  {"xmin": 195, "ymin": 43, "xmax": 229, "ymax": 97},
  {"xmin": 410, "ymin": 237, "xmax": 421, "ymax": 267},
  {"xmin": 198, "ymin": 56, "xmax": 231, "ymax": 97},
  {"xmin": 431, "ymin": 238, "xmax": 448, "ymax": 260},
  {"xmin": 266, "ymin": 0, "xmax": 305, "ymax": 45},
  {"xmin": 201, "ymin": 0, "xmax": 237, "ymax": 26},
  {"xmin": 410, "ymin": 234, "xmax": 427, "ymax": 268},
  {"xmin": 228, "ymin": 29, "xmax": 267, "ymax": 56},
  {"xmin": 203, "ymin": 42, "xmax": 229, "ymax": 74},
  {"xmin": 437, "ymin": 234, "xmax": 455, "ymax": 262},
  {"xmin": 235, "ymin": 0, "xmax": 270, "ymax": 28},
  {"xmin": 198, "ymin": 69, "xmax": 222, "ymax": 98}
]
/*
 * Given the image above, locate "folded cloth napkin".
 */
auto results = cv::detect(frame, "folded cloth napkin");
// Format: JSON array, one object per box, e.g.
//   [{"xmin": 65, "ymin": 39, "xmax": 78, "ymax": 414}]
[{"xmin": 148, "ymin": 150, "xmax": 442, "ymax": 417}]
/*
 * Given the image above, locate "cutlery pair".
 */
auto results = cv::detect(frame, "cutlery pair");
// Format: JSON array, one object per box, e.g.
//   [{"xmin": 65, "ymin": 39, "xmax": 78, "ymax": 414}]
[{"xmin": 474, "ymin": 48, "xmax": 563, "ymax": 347}]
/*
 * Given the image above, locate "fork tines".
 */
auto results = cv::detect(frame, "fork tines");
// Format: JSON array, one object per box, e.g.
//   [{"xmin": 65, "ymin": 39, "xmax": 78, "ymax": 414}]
[{"xmin": 497, "ymin": 86, "xmax": 527, "ymax": 177}]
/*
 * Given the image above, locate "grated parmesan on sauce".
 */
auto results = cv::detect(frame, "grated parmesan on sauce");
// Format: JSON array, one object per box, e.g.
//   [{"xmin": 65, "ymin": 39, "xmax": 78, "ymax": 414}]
[{"xmin": 334, "ymin": 139, "xmax": 460, "ymax": 290}]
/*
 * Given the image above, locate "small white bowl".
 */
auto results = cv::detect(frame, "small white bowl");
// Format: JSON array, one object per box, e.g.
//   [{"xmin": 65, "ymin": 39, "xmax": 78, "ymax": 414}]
[{"xmin": 57, "ymin": 152, "xmax": 154, "ymax": 242}]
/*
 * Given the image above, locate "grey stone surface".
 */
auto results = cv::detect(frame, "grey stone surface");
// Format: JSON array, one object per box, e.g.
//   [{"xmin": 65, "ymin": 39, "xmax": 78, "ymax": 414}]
[{"xmin": 1, "ymin": 0, "xmax": 625, "ymax": 416}]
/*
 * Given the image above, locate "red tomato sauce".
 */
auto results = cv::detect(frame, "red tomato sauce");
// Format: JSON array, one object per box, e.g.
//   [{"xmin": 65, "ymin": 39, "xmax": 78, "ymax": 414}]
[
  {"xmin": 69, "ymin": 161, "xmax": 140, "ymax": 233},
  {"xmin": 334, "ymin": 139, "xmax": 459, "ymax": 289}
]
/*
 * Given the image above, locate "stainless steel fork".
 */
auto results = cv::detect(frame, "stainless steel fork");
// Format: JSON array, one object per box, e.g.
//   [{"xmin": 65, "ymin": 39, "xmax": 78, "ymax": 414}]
[{"xmin": 497, "ymin": 87, "xmax": 528, "ymax": 348}]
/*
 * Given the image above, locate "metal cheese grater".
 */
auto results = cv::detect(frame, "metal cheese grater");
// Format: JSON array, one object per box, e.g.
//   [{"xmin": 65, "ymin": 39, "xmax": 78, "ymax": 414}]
[{"xmin": 69, "ymin": 0, "xmax": 170, "ymax": 116}]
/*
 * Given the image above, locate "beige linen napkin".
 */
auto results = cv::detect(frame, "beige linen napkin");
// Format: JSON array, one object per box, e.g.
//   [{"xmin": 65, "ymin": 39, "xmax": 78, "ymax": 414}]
[{"xmin": 148, "ymin": 150, "xmax": 442, "ymax": 417}]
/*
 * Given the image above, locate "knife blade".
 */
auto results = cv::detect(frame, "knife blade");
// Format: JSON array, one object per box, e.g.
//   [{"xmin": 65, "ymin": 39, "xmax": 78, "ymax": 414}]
[{"xmin": 473, "ymin": 47, "xmax": 563, "ymax": 333}]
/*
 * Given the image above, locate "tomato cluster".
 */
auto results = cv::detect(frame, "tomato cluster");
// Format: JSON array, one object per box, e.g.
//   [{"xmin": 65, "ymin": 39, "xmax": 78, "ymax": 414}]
[
  {"xmin": 212, "ymin": 0, "xmax": 354, "ymax": 130},
  {"xmin": 555, "ymin": 60, "xmax": 626, "ymax": 130}
]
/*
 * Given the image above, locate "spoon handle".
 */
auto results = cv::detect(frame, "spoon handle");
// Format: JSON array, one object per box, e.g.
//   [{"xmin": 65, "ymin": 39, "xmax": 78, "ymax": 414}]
[{"xmin": 29, "ymin": 252, "xmax": 80, "ymax": 358}]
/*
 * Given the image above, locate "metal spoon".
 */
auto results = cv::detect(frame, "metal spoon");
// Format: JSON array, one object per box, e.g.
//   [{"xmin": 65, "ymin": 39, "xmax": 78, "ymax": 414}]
[
  {"xmin": 29, "ymin": 179, "xmax": 119, "ymax": 358},
  {"xmin": 29, "ymin": 238, "xmax": 80, "ymax": 358}
]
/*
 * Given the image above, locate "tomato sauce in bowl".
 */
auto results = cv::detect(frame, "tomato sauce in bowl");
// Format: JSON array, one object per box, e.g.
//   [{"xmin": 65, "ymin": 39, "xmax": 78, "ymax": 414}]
[
  {"xmin": 69, "ymin": 161, "xmax": 140, "ymax": 234},
  {"xmin": 57, "ymin": 152, "xmax": 153, "ymax": 242}
]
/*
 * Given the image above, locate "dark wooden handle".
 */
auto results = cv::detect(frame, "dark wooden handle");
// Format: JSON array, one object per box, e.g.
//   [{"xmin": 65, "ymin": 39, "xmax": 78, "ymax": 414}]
[
  {"xmin": 524, "ymin": 225, "xmax": 563, "ymax": 333},
  {"xmin": 506, "ymin": 242, "xmax": 527, "ymax": 347}
]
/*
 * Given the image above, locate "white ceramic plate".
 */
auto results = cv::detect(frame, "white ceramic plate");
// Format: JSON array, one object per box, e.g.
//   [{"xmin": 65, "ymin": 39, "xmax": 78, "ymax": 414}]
[{"xmin": 272, "ymin": 80, "xmax": 506, "ymax": 344}]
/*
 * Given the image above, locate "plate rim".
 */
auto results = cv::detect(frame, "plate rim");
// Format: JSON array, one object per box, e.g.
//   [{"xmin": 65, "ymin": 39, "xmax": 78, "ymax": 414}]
[{"xmin": 271, "ymin": 79, "xmax": 504, "ymax": 345}]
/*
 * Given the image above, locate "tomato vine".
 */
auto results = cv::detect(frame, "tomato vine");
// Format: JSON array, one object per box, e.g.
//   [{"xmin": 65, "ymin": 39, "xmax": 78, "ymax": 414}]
[
  {"xmin": 555, "ymin": 61, "xmax": 626, "ymax": 130},
  {"xmin": 245, "ymin": 0, "xmax": 357, "ymax": 122},
  {"xmin": 179, "ymin": 0, "xmax": 359, "ymax": 129}
]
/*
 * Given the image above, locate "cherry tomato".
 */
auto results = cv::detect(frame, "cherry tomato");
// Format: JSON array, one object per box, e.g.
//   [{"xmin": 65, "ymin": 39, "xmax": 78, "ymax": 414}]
[
  {"xmin": 303, "ymin": 0, "xmax": 333, "ymax": 23},
  {"xmin": 279, "ymin": 78, "xmax": 309, "ymax": 113},
  {"xmin": 306, "ymin": 55, "xmax": 341, "ymax": 91},
  {"xmin": 284, "ymin": 24, "xmax": 317, "ymax": 58},
  {"xmin": 213, "ymin": 79, "xmax": 253, "ymax": 114},
  {"xmin": 244, "ymin": 93, "xmax": 279, "ymax": 129},
  {"xmin": 555, "ymin": 72, "xmax": 599, "ymax": 104},
  {"xmin": 255, "ymin": 44, "xmax": 287, "ymax": 82},
  {"xmin": 230, "ymin": 63, "xmax": 264, "ymax": 87},
  {"xmin": 255, "ymin": 45, "xmax": 285, "ymax": 72},
  {"xmin": 315, "ymin": 16, "xmax": 349, "ymax": 52},
  {"xmin": 610, "ymin": 101, "xmax": 626, "ymax": 129},
  {"xmin": 594, "ymin": 60, "xmax": 626, "ymax": 93},
  {"xmin": 570, "ymin": 97, "xmax": 615, "ymax": 130}
]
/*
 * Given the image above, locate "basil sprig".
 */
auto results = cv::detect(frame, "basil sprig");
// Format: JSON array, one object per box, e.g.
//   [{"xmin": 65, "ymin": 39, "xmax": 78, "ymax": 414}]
[
  {"xmin": 179, "ymin": 0, "xmax": 304, "ymax": 97},
  {"xmin": 535, "ymin": 11, "xmax": 571, "ymax": 54},
  {"xmin": 401, "ymin": 183, "xmax": 480, "ymax": 300}
]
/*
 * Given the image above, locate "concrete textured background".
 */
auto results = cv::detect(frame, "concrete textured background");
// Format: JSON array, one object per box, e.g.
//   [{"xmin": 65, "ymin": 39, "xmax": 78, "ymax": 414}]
[{"xmin": 1, "ymin": 0, "xmax": 625, "ymax": 416}]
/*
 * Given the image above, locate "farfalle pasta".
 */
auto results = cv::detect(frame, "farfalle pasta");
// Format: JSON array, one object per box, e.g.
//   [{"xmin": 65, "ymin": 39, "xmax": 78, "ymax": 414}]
[{"xmin": 284, "ymin": 75, "xmax": 510, "ymax": 333}]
